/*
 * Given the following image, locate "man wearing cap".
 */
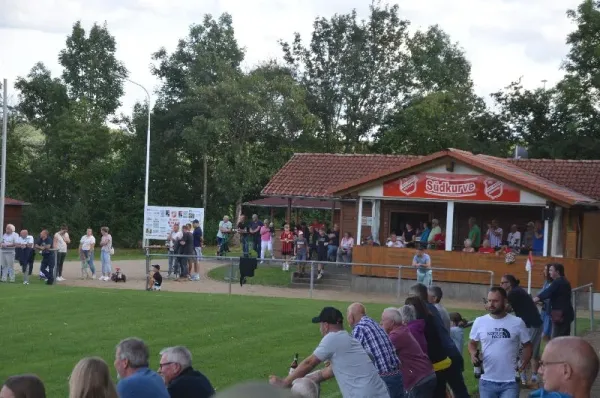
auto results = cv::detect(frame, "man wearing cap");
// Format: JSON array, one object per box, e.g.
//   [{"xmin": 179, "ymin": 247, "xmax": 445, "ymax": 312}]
[
  {"xmin": 269, "ymin": 307, "xmax": 390, "ymax": 397},
  {"xmin": 191, "ymin": 219, "xmax": 203, "ymax": 281},
  {"xmin": 347, "ymin": 303, "xmax": 403, "ymax": 398}
]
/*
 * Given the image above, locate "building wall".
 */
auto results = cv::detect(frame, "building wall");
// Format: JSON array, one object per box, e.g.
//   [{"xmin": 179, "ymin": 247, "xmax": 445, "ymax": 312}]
[
  {"xmin": 4, "ymin": 206, "xmax": 24, "ymax": 231},
  {"xmin": 340, "ymin": 201, "xmax": 371, "ymax": 241},
  {"xmin": 582, "ymin": 211, "xmax": 600, "ymax": 259}
]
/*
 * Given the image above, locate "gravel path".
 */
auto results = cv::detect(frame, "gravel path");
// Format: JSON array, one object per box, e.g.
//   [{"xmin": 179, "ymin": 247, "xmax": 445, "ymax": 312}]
[{"xmin": 43, "ymin": 259, "xmax": 487, "ymax": 309}]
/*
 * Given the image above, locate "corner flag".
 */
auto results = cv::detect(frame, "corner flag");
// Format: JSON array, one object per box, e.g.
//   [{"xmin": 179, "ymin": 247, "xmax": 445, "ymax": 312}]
[{"xmin": 525, "ymin": 252, "xmax": 533, "ymax": 272}]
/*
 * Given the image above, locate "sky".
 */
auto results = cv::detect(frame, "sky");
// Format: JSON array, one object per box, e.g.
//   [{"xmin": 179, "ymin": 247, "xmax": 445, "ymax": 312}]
[{"xmin": 0, "ymin": 0, "xmax": 581, "ymax": 114}]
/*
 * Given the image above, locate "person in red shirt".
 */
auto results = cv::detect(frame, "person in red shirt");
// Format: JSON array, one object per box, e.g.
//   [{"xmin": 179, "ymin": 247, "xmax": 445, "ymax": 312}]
[
  {"xmin": 380, "ymin": 307, "xmax": 437, "ymax": 397},
  {"xmin": 280, "ymin": 224, "xmax": 294, "ymax": 271}
]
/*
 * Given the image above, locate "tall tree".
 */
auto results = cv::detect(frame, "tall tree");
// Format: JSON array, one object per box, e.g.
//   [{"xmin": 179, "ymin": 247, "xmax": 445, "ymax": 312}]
[
  {"xmin": 280, "ymin": 1, "xmax": 409, "ymax": 152},
  {"xmin": 59, "ymin": 21, "xmax": 127, "ymax": 122}
]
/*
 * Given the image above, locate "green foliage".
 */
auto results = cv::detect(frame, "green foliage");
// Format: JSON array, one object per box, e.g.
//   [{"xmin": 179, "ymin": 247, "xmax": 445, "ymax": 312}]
[{"xmin": 8, "ymin": 1, "xmax": 600, "ymax": 246}]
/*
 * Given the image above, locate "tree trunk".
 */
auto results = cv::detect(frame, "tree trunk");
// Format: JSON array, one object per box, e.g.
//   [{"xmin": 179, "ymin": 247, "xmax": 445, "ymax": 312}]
[{"xmin": 230, "ymin": 196, "xmax": 243, "ymax": 247}]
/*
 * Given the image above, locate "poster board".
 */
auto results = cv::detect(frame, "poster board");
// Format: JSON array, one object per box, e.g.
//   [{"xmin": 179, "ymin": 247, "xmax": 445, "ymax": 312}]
[{"xmin": 144, "ymin": 206, "xmax": 204, "ymax": 241}]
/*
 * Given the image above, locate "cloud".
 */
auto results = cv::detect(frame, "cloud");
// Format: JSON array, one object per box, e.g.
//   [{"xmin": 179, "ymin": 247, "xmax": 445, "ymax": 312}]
[{"xmin": 0, "ymin": 0, "xmax": 582, "ymax": 114}]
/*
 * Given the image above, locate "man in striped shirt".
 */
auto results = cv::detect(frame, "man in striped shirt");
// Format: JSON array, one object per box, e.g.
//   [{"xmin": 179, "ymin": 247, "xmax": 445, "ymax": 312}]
[{"xmin": 347, "ymin": 302, "xmax": 403, "ymax": 398}]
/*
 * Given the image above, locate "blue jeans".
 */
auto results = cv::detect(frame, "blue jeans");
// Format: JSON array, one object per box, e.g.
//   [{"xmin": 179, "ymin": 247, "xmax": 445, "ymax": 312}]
[
  {"xmin": 101, "ymin": 251, "xmax": 112, "ymax": 274},
  {"xmin": 416, "ymin": 270, "xmax": 432, "ymax": 286},
  {"xmin": 82, "ymin": 250, "xmax": 96, "ymax": 274},
  {"xmin": 381, "ymin": 372, "xmax": 404, "ymax": 398},
  {"xmin": 479, "ymin": 379, "xmax": 519, "ymax": 398},
  {"xmin": 327, "ymin": 245, "xmax": 338, "ymax": 261}
]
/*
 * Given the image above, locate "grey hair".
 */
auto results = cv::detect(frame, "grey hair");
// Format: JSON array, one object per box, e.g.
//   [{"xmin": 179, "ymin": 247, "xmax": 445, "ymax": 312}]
[
  {"xmin": 116, "ymin": 338, "xmax": 149, "ymax": 369},
  {"xmin": 398, "ymin": 305, "xmax": 417, "ymax": 323},
  {"xmin": 382, "ymin": 307, "xmax": 403, "ymax": 325},
  {"xmin": 159, "ymin": 346, "xmax": 192, "ymax": 369},
  {"xmin": 428, "ymin": 285, "xmax": 443, "ymax": 303},
  {"xmin": 291, "ymin": 378, "xmax": 319, "ymax": 398}
]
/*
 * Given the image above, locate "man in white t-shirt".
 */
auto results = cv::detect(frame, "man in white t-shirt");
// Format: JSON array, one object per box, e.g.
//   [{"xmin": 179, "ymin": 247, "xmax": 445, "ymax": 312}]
[
  {"xmin": 469, "ymin": 287, "xmax": 532, "ymax": 398},
  {"xmin": 1, "ymin": 224, "xmax": 21, "ymax": 282},
  {"xmin": 269, "ymin": 307, "xmax": 390, "ymax": 398},
  {"xmin": 166, "ymin": 224, "xmax": 182, "ymax": 278},
  {"xmin": 386, "ymin": 233, "xmax": 404, "ymax": 248},
  {"xmin": 53, "ymin": 224, "xmax": 71, "ymax": 281}
]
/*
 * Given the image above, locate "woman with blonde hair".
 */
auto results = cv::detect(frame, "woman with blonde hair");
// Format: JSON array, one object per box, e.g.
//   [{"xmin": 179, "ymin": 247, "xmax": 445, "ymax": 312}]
[{"xmin": 69, "ymin": 357, "xmax": 117, "ymax": 398}]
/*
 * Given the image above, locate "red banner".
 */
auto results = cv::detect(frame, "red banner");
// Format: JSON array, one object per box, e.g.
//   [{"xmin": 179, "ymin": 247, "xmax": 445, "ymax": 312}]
[{"xmin": 383, "ymin": 173, "xmax": 521, "ymax": 202}]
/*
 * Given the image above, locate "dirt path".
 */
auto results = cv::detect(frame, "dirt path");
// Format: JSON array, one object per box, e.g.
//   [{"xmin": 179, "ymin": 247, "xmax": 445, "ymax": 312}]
[{"xmin": 43, "ymin": 259, "xmax": 488, "ymax": 309}]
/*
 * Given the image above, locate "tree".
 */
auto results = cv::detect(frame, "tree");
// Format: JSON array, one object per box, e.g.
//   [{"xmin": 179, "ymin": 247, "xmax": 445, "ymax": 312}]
[
  {"xmin": 280, "ymin": 1, "xmax": 410, "ymax": 152},
  {"xmin": 59, "ymin": 21, "xmax": 127, "ymax": 122},
  {"xmin": 14, "ymin": 21, "xmax": 129, "ymax": 237}
]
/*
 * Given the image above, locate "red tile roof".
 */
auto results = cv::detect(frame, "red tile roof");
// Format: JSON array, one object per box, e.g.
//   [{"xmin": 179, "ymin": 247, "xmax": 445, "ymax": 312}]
[
  {"xmin": 4, "ymin": 197, "xmax": 29, "ymax": 206},
  {"xmin": 261, "ymin": 153, "xmax": 420, "ymax": 198},
  {"xmin": 261, "ymin": 150, "xmax": 600, "ymax": 207},
  {"xmin": 509, "ymin": 159, "xmax": 600, "ymax": 202},
  {"xmin": 244, "ymin": 197, "xmax": 340, "ymax": 210}
]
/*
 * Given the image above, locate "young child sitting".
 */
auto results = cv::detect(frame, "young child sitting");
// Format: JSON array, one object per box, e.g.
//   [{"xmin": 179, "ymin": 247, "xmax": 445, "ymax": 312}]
[{"xmin": 147, "ymin": 264, "xmax": 162, "ymax": 291}]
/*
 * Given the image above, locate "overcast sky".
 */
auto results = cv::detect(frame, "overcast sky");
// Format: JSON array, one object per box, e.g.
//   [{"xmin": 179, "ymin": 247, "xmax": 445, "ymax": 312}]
[{"xmin": 0, "ymin": 0, "xmax": 580, "ymax": 113}]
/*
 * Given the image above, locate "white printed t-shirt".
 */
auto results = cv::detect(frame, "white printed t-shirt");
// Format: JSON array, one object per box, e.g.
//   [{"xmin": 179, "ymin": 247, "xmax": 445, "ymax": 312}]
[
  {"xmin": 313, "ymin": 330, "xmax": 390, "ymax": 398},
  {"xmin": 80, "ymin": 235, "xmax": 96, "ymax": 251},
  {"xmin": 469, "ymin": 313, "xmax": 530, "ymax": 383},
  {"xmin": 2, "ymin": 232, "xmax": 20, "ymax": 251}
]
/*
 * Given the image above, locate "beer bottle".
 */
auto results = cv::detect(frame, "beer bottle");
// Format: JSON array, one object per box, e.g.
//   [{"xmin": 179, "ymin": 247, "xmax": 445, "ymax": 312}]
[
  {"xmin": 473, "ymin": 350, "xmax": 483, "ymax": 379},
  {"xmin": 289, "ymin": 353, "xmax": 299, "ymax": 375}
]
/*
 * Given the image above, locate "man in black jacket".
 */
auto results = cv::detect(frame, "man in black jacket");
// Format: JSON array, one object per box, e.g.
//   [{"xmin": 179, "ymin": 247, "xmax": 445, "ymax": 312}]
[{"xmin": 158, "ymin": 346, "xmax": 215, "ymax": 398}]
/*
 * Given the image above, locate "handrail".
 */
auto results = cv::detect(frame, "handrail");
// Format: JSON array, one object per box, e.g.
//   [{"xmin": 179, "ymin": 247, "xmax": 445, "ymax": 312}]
[
  {"xmin": 571, "ymin": 283, "xmax": 594, "ymax": 335},
  {"xmin": 144, "ymin": 251, "xmax": 495, "ymax": 299}
]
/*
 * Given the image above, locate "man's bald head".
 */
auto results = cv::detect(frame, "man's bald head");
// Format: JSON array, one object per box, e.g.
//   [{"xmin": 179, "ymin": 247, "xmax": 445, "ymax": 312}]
[
  {"xmin": 346, "ymin": 303, "xmax": 366, "ymax": 327},
  {"xmin": 541, "ymin": 336, "xmax": 599, "ymax": 395}
]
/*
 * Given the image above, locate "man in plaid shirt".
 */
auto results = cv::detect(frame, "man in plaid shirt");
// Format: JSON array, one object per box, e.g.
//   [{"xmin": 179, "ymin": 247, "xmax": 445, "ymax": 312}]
[{"xmin": 348, "ymin": 303, "xmax": 404, "ymax": 398}]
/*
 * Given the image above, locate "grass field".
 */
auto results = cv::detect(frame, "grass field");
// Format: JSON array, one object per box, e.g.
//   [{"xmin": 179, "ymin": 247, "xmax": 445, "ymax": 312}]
[{"xmin": 0, "ymin": 282, "xmax": 595, "ymax": 397}]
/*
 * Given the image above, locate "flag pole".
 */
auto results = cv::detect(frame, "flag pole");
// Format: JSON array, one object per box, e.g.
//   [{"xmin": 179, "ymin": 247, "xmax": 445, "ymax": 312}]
[{"xmin": 527, "ymin": 251, "xmax": 533, "ymax": 295}]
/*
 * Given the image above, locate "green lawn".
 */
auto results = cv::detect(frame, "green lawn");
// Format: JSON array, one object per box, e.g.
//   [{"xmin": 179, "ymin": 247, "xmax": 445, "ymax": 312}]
[{"xmin": 0, "ymin": 283, "xmax": 596, "ymax": 397}]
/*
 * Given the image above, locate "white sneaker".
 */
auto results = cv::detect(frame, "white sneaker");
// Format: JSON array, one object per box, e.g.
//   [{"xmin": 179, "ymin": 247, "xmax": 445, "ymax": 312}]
[
  {"xmin": 56, "ymin": 276, "xmax": 64, "ymax": 281},
  {"xmin": 23, "ymin": 281, "xmax": 29, "ymax": 285},
  {"xmin": 91, "ymin": 274, "xmax": 96, "ymax": 280},
  {"xmin": 317, "ymin": 271, "xmax": 323, "ymax": 280}
]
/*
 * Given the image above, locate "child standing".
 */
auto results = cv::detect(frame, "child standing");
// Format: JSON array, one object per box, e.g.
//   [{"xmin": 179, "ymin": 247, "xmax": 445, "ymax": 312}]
[
  {"xmin": 316, "ymin": 228, "xmax": 328, "ymax": 280},
  {"xmin": 294, "ymin": 231, "xmax": 308, "ymax": 275},
  {"xmin": 280, "ymin": 224, "xmax": 294, "ymax": 271},
  {"xmin": 449, "ymin": 312, "xmax": 471, "ymax": 353}
]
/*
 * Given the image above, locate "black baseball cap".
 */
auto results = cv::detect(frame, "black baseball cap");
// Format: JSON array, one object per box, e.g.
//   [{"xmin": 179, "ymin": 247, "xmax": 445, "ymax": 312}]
[
  {"xmin": 312, "ymin": 307, "xmax": 343, "ymax": 325},
  {"xmin": 192, "ymin": 219, "xmax": 199, "ymax": 224}
]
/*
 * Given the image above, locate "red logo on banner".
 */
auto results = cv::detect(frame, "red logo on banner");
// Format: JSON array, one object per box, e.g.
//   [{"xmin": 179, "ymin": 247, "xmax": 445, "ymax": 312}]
[{"xmin": 384, "ymin": 173, "xmax": 520, "ymax": 202}]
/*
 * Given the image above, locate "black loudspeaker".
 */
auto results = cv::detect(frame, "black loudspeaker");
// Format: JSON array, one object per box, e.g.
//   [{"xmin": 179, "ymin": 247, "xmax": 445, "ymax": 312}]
[
  {"xmin": 239, "ymin": 257, "xmax": 258, "ymax": 286},
  {"xmin": 543, "ymin": 206, "xmax": 555, "ymax": 221},
  {"xmin": 446, "ymin": 161, "xmax": 455, "ymax": 172}
]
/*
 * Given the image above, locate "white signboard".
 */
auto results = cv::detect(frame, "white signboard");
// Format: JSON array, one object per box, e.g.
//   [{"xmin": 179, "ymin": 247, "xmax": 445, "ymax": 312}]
[
  {"xmin": 361, "ymin": 216, "xmax": 373, "ymax": 227},
  {"xmin": 144, "ymin": 206, "xmax": 204, "ymax": 241}
]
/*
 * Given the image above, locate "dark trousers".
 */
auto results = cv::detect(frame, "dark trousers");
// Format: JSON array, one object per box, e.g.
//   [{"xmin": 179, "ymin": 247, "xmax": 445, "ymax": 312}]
[
  {"xmin": 41, "ymin": 255, "xmax": 54, "ymax": 285},
  {"xmin": 552, "ymin": 321, "xmax": 571, "ymax": 338},
  {"xmin": 57, "ymin": 252, "xmax": 66, "ymax": 277},
  {"xmin": 253, "ymin": 235, "xmax": 261, "ymax": 257},
  {"xmin": 178, "ymin": 256, "xmax": 188, "ymax": 277},
  {"xmin": 18, "ymin": 249, "xmax": 34, "ymax": 275},
  {"xmin": 444, "ymin": 355, "xmax": 469, "ymax": 398}
]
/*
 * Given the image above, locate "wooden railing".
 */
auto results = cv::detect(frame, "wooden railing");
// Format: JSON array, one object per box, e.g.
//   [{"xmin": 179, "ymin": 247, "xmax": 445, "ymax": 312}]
[{"xmin": 352, "ymin": 246, "xmax": 600, "ymax": 289}]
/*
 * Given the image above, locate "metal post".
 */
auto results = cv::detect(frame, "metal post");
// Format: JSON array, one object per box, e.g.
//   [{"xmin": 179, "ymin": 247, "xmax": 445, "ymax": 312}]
[
  {"xmin": 590, "ymin": 285, "xmax": 594, "ymax": 332},
  {"xmin": 145, "ymin": 247, "xmax": 150, "ymax": 290},
  {"xmin": 124, "ymin": 77, "xmax": 151, "ymax": 247},
  {"xmin": 572, "ymin": 290, "xmax": 577, "ymax": 336},
  {"xmin": 309, "ymin": 261, "xmax": 314, "ymax": 298},
  {"xmin": 53, "ymin": 250, "xmax": 58, "ymax": 284},
  {"xmin": 0, "ymin": 79, "xmax": 8, "ymax": 232},
  {"xmin": 228, "ymin": 260, "xmax": 233, "ymax": 295},
  {"xmin": 396, "ymin": 267, "xmax": 402, "ymax": 303},
  {"xmin": 490, "ymin": 271, "xmax": 495, "ymax": 290}
]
